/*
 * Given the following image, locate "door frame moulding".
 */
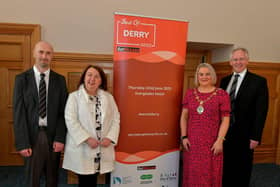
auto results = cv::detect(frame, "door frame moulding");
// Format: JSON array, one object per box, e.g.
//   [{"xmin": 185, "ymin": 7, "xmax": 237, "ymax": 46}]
[{"xmin": 0, "ymin": 23, "xmax": 41, "ymax": 65}]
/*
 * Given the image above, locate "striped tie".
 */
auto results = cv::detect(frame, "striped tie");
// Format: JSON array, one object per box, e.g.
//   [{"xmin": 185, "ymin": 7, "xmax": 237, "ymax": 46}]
[
  {"xmin": 39, "ymin": 73, "xmax": 46, "ymax": 118},
  {"xmin": 229, "ymin": 74, "xmax": 239, "ymax": 126},
  {"xmin": 229, "ymin": 74, "xmax": 239, "ymax": 101}
]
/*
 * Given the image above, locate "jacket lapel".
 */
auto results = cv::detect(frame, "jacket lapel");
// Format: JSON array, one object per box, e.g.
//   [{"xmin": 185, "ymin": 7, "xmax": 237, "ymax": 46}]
[
  {"xmin": 222, "ymin": 74, "xmax": 232, "ymax": 90},
  {"xmin": 235, "ymin": 71, "xmax": 250, "ymax": 100},
  {"xmin": 27, "ymin": 69, "xmax": 39, "ymax": 104},
  {"xmin": 47, "ymin": 71, "xmax": 56, "ymax": 108}
]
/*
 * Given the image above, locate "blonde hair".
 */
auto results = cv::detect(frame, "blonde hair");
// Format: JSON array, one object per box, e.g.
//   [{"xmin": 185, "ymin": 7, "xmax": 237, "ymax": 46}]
[{"xmin": 194, "ymin": 63, "xmax": 217, "ymax": 86}]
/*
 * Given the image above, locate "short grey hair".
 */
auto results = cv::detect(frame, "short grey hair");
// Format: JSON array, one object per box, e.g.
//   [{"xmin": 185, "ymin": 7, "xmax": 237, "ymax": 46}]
[
  {"xmin": 230, "ymin": 47, "xmax": 249, "ymax": 60},
  {"xmin": 194, "ymin": 63, "xmax": 217, "ymax": 86}
]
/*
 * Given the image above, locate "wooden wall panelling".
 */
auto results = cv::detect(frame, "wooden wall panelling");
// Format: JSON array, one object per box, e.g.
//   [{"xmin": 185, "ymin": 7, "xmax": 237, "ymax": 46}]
[
  {"xmin": 0, "ymin": 68, "xmax": 22, "ymax": 164},
  {"xmin": 0, "ymin": 23, "xmax": 40, "ymax": 165},
  {"xmin": 52, "ymin": 52, "xmax": 114, "ymax": 93},
  {"xmin": 183, "ymin": 50, "xmax": 211, "ymax": 95},
  {"xmin": 67, "ymin": 72, "xmax": 82, "ymax": 93},
  {"xmin": 251, "ymin": 66, "xmax": 278, "ymax": 163},
  {"xmin": 274, "ymin": 73, "xmax": 280, "ymax": 164},
  {"xmin": 0, "ymin": 23, "xmax": 41, "ymax": 70}
]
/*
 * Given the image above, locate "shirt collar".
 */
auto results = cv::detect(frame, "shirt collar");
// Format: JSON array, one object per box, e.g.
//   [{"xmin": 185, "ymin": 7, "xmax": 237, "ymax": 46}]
[
  {"xmin": 233, "ymin": 68, "xmax": 247, "ymax": 79},
  {"xmin": 33, "ymin": 65, "xmax": 50, "ymax": 78}
]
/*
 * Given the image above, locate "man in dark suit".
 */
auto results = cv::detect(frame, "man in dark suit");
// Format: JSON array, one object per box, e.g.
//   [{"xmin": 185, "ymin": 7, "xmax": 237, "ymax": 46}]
[
  {"xmin": 13, "ymin": 41, "xmax": 68, "ymax": 187},
  {"xmin": 220, "ymin": 48, "xmax": 269, "ymax": 187}
]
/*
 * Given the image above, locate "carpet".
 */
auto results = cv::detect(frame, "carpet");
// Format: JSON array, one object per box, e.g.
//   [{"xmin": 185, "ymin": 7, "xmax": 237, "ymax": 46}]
[
  {"xmin": 0, "ymin": 166, "xmax": 108, "ymax": 187},
  {"xmin": 250, "ymin": 163, "xmax": 280, "ymax": 187},
  {"xmin": 0, "ymin": 163, "xmax": 280, "ymax": 187}
]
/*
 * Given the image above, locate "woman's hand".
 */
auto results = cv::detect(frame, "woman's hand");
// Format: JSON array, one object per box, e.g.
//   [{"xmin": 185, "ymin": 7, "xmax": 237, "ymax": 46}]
[
  {"xmin": 100, "ymin": 137, "xmax": 112, "ymax": 147},
  {"xmin": 86, "ymin": 137, "xmax": 99, "ymax": 149},
  {"xmin": 211, "ymin": 139, "xmax": 223, "ymax": 155},
  {"xmin": 182, "ymin": 138, "xmax": 191, "ymax": 151}
]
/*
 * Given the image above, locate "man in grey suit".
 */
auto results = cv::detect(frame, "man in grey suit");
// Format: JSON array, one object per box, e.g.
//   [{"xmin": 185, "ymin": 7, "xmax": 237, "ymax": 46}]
[
  {"xmin": 220, "ymin": 48, "xmax": 269, "ymax": 187},
  {"xmin": 13, "ymin": 41, "xmax": 68, "ymax": 187}
]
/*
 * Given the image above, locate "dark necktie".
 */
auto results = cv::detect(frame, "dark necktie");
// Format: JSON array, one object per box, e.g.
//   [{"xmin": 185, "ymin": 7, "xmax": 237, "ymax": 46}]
[
  {"xmin": 229, "ymin": 74, "xmax": 240, "ymax": 101},
  {"xmin": 229, "ymin": 74, "xmax": 239, "ymax": 126},
  {"xmin": 39, "ymin": 73, "xmax": 46, "ymax": 118}
]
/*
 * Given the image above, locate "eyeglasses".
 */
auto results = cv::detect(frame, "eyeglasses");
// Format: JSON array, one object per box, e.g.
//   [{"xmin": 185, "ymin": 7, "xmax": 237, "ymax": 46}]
[{"xmin": 231, "ymin": 57, "xmax": 247, "ymax": 62}]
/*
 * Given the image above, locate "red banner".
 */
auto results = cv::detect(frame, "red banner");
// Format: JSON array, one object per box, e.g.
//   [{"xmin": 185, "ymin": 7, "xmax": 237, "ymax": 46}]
[{"xmin": 112, "ymin": 13, "xmax": 188, "ymax": 187}]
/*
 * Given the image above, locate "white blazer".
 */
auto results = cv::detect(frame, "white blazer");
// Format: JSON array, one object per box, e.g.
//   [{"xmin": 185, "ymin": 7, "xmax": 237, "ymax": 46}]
[{"xmin": 62, "ymin": 85, "xmax": 120, "ymax": 174}]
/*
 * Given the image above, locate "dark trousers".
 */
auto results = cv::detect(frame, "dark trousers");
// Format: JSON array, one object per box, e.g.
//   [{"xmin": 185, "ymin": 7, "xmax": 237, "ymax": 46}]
[
  {"xmin": 222, "ymin": 139, "xmax": 253, "ymax": 187},
  {"xmin": 24, "ymin": 129, "xmax": 61, "ymax": 187},
  {"xmin": 77, "ymin": 173, "xmax": 98, "ymax": 187}
]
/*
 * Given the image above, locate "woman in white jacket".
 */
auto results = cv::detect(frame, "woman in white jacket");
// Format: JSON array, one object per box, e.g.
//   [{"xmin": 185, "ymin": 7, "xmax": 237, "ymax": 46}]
[{"xmin": 63, "ymin": 65, "xmax": 120, "ymax": 187}]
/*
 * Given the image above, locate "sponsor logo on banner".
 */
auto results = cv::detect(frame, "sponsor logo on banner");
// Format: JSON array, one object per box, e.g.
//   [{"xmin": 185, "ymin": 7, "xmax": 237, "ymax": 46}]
[
  {"xmin": 160, "ymin": 171, "xmax": 177, "ymax": 182},
  {"xmin": 140, "ymin": 174, "xmax": 153, "ymax": 180},
  {"xmin": 140, "ymin": 180, "xmax": 153, "ymax": 184},
  {"xmin": 117, "ymin": 46, "xmax": 140, "ymax": 53},
  {"xmin": 113, "ymin": 176, "xmax": 133, "ymax": 185},
  {"xmin": 137, "ymin": 165, "xmax": 157, "ymax": 171},
  {"xmin": 139, "ymin": 174, "xmax": 153, "ymax": 184}
]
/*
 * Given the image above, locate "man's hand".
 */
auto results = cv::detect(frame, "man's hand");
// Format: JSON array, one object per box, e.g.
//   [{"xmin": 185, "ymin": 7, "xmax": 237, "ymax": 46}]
[
  {"xmin": 53, "ymin": 142, "xmax": 65, "ymax": 152},
  {"xmin": 19, "ymin": 148, "xmax": 32, "ymax": 157},
  {"xmin": 250, "ymin": 140, "xmax": 259, "ymax": 149}
]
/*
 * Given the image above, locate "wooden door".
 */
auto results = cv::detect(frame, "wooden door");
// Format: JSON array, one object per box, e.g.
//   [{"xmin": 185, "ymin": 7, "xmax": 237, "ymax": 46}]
[{"xmin": 0, "ymin": 23, "xmax": 40, "ymax": 165}]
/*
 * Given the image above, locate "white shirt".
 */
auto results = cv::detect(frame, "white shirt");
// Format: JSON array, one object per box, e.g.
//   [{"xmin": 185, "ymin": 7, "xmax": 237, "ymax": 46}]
[
  {"xmin": 226, "ymin": 69, "xmax": 247, "ymax": 97},
  {"xmin": 33, "ymin": 66, "xmax": 50, "ymax": 126}
]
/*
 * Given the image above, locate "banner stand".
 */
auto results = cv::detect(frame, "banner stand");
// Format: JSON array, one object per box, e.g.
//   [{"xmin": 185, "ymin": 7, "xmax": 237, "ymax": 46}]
[{"xmin": 112, "ymin": 12, "xmax": 189, "ymax": 187}]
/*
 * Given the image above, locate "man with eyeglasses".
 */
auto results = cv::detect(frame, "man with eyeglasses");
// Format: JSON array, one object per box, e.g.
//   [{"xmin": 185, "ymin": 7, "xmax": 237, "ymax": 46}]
[{"xmin": 220, "ymin": 47, "xmax": 269, "ymax": 187}]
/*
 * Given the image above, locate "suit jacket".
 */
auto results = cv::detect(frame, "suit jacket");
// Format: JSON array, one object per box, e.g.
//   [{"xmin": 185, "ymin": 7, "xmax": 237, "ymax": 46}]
[
  {"xmin": 220, "ymin": 71, "xmax": 268, "ymax": 143},
  {"xmin": 13, "ymin": 68, "xmax": 68, "ymax": 151}
]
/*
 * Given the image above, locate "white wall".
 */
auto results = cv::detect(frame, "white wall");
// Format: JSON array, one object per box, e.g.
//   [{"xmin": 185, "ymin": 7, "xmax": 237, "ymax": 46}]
[{"xmin": 1, "ymin": 0, "xmax": 279, "ymax": 62}]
